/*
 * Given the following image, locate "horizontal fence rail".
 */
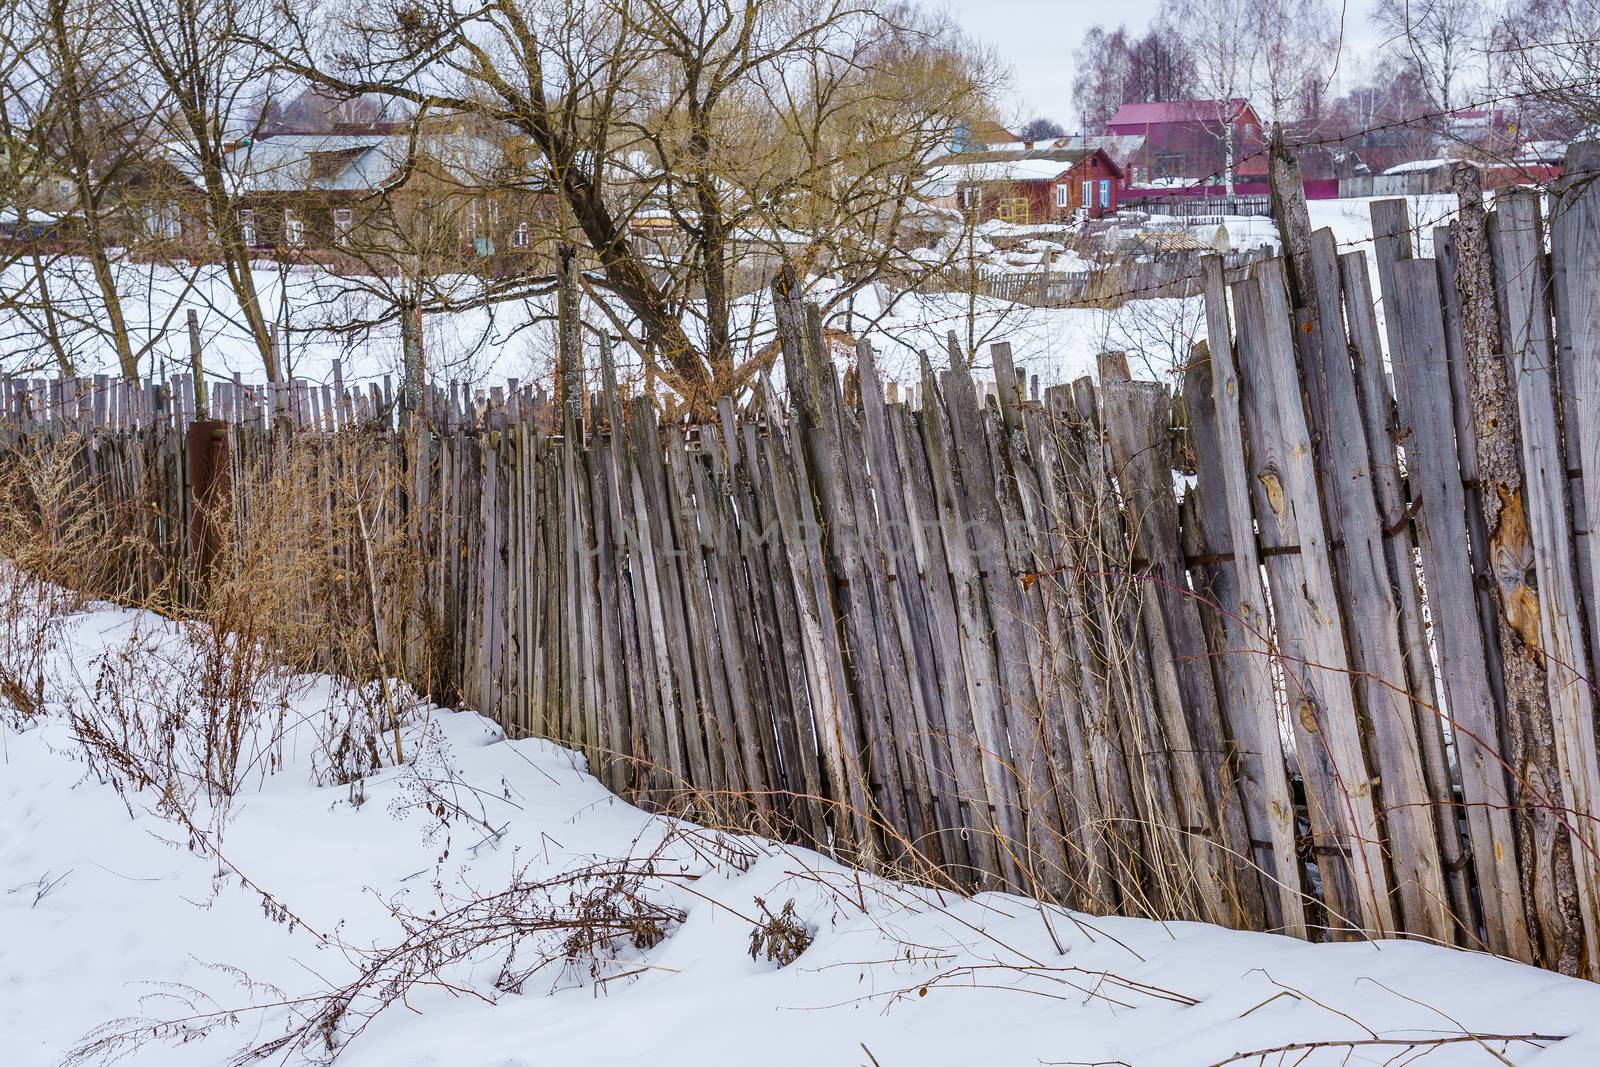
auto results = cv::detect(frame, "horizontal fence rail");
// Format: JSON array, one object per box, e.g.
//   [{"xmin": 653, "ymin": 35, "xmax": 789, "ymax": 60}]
[{"xmin": 5, "ymin": 155, "xmax": 1600, "ymax": 981}]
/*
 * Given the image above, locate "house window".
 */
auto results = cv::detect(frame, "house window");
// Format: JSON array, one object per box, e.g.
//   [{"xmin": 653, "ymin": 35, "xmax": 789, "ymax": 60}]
[
  {"xmin": 333, "ymin": 207, "xmax": 353, "ymax": 244},
  {"xmin": 512, "ymin": 221, "xmax": 529, "ymax": 248},
  {"xmin": 1056, "ymin": 184, "xmax": 1068, "ymax": 209},
  {"xmin": 1099, "ymin": 179, "xmax": 1111, "ymax": 209},
  {"xmin": 239, "ymin": 209, "xmax": 255, "ymax": 246},
  {"xmin": 996, "ymin": 197, "xmax": 1029, "ymax": 224},
  {"xmin": 959, "ymin": 186, "xmax": 981, "ymax": 211},
  {"xmin": 284, "ymin": 209, "xmax": 304, "ymax": 246},
  {"xmin": 1081, "ymin": 180, "xmax": 1093, "ymax": 209},
  {"xmin": 146, "ymin": 202, "xmax": 180, "ymax": 239}
]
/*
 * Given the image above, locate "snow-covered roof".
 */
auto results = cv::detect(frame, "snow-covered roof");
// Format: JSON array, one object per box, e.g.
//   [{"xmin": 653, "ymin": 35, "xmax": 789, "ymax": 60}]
[
  {"xmin": 1049, "ymin": 134, "xmax": 1146, "ymax": 169},
  {"xmin": 1516, "ymin": 140, "xmax": 1567, "ymax": 165},
  {"xmin": 1107, "ymin": 99, "xmax": 1256, "ymax": 127},
  {"xmin": 1382, "ymin": 157, "xmax": 1453, "ymax": 175},
  {"xmin": 925, "ymin": 149, "xmax": 1097, "ymax": 192},
  {"xmin": 173, "ymin": 132, "xmax": 518, "ymax": 195}
]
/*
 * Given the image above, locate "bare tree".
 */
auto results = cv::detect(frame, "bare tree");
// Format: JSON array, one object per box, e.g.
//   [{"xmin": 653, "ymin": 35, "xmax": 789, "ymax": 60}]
[
  {"xmin": 1158, "ymin": 0, "xmax": 1259, "ymax": 193},
  {"xmin": 1072, "ymin": 27, "xmax": 1134, "ymax": 133},
  {"xmin": 117, "ymin": 0, "xmax": 288, "ymax": 380},
  {"xmin": 1071, "ymin": 24, "xmax": 1197, "ymax": 134},
  {"xmin": 1019, "ymin": 116, "xmax": 1065, "ymax": 140},
  {"xmin": 1495, "ymin": 0, "xmax": 1600, "ymax": 136},
  {"xmin": 255, "ymin": 0, "xmax": 992, "ymax": 411},
  {"xmin": 1126, "ymin": 25, "xmax": 1194, "ymax": 104},
  {"xmin": 1372, "ymin": 0, "xmax": 1487, "ymax": 112},
  {"xmin": 0, "ymin": 0, "xmax": 209, "ymax": 376},
  {"xmin": 16, "ymin": 0, "xmax": 159, "ymax": 375},
  {"xmin": 1254, "ymin": 0, "xmax": 1340, "ymax": 124}
]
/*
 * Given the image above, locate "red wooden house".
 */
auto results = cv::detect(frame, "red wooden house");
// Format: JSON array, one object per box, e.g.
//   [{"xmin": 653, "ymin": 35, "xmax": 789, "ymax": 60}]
[
  {"xmin": 1049, "ymin": 149, "xmax": 1123, "ymax": 219},
  {"xmin": 936, "ymin": 147, "xmax": 1123, "ymax": 224},
  {"xmin": 1106, "ymin": 99, "xmax": 1268, "ymax": 183}
]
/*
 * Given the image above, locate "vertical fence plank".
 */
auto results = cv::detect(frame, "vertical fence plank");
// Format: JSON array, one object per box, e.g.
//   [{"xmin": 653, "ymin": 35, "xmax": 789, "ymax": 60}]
[
  {"xmin": 1492, "ymin": 190, "xmax": 1600, "ymax": 977},
  {"xmin": 1236, "ymin": 263, "xmax": 1394, "ymax": 937},
  {"xmin": 1198, "ymin": 255, "xmax": 1307, "ymax": 937},
  {"xmin": 1303, "ymin": 229, "xmax": 1456, "ymax": 943}
]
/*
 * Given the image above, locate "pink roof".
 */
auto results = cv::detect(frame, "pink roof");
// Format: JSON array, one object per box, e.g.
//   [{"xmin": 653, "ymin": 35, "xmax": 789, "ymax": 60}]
[{"xmin": 1106, "ymin": 99, "xmax": 1257, "ymax": 128}]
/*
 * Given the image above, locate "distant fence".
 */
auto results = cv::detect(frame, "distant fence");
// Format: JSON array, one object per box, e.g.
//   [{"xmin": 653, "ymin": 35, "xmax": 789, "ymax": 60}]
[
  {"xmin": 1131, "ymin": 194, "xmax": 1273, "ymax": 223},
  {"xmin": 7, "ymin": 157, "xmax": 1600, "ymax": 979},
  {"xmin": 960, "ymin": 246, "xmax": 1270, "ymax": 307},
  {"xmin": 1335, "ymin": 169, "xmax": 1456, "ymax": 199},
  {"xmin": 1118, "ymin": 172, "xmax": 1542, "ymax": 204},
  {"xmin": 1122, "ymin": 179, "xmax": 1342, "ymax": 207}
]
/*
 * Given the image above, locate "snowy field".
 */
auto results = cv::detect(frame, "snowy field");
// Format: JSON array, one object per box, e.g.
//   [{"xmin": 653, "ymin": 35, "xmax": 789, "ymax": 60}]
[
  {"xmin": 4, "ymin": 594, "xmax": 1598, "ymax": 1067},
  {"xmin": 0, "ymin": 195, "xmax": 1462, "ymax": 398}
]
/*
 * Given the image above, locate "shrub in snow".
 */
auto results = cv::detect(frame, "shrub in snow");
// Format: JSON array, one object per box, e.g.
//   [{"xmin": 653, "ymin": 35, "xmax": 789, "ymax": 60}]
[{"xmin": 748, "ymin": 897, "xmax": 813, "ymax": 967}]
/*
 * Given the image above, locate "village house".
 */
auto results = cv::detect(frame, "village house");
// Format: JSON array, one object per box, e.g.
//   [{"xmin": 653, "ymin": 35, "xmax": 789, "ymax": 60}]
[
  {"xmin": 1105, "ymin": 99, "xmax": 1269, "ymax": 183},
  {"xmin": 946, "ymin": 119, "xmax": 1023, "ymax": 154},
  {"xmin": 127, "ymin": 125, "xmax": 557, "ymax": 277},
  {"xmin": 1045, "ymin": 133, "xmax": 1148, "ymax": 184},
  {"xmin": 927, "ymin": 147, "xmax": 1123, "ymax": 224},
  {"xmin": 0, "ymin": 140, "xmax": 81, "ymax": 240}
]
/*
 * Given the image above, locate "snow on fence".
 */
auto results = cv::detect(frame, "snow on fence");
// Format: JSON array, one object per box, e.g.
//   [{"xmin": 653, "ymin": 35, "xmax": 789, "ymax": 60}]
[{"xmin": 5, "ymin": 157, "xmax": 1600, "ymax": 979}]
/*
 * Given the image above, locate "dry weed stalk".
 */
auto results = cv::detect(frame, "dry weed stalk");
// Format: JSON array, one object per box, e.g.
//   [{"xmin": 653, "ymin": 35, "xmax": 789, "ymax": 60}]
[
  {"xmin": 65, "ymin": 826, "xmax": 703, "ymax": 1067},
  {"xmin": 0, "ymin": 432, "xmax": 133, "ymax": 721},
  {"xmin": 47, "ymin": 425, "xmax": 442, "ymax": 837}
]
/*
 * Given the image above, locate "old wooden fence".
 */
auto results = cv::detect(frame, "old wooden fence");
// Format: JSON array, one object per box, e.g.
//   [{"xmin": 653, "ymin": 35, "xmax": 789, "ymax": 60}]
[{"xmin": 5, "ymin": 161, "xmax": 1600, "ymax": 979}]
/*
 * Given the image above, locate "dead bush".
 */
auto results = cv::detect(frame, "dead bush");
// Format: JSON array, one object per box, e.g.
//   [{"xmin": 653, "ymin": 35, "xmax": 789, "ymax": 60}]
[
  {"xmin": 748, "ymin": 896, "xmax": 813, "ymax": 966},
  {"xmin": 62, "ymin": 429, "xmax": 435, "ymax": 821},
  {"xmin": 0, "ymin": 433, "xmax": 127, "ymax": 722}
]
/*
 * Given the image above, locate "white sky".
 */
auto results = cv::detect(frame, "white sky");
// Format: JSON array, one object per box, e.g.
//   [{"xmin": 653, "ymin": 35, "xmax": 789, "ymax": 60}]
[{"xmin": 943, "ymin": 0, "xmax": 1372, "ymax": 131}]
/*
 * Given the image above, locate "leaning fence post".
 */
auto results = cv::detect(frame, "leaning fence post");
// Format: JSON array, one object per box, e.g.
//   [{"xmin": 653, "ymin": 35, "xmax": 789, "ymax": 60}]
[{"xmin": 185, "ymin": 416, "xmax": 229, "ymax": 589}]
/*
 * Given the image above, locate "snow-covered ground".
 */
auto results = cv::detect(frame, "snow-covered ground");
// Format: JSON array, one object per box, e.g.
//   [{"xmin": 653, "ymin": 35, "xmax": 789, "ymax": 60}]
[
  {"xmin": 0, "ymin": 255, "xmax": 1208, "ymax": 394},
  {"xmin": 0, "ymin": 195, "xmax": 1465, "ymax": 399},
  {"xmin": 5, "ymin": 596, "xmax": 1598, "ymax": 1067}
]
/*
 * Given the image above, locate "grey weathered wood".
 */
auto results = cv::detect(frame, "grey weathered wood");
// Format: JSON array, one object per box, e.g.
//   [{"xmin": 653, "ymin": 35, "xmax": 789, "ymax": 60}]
[
  {"xmin": 758, "ymin": 375, "xmax": 878, "ymax": 862},
  {"xmin": 1492, "ymin": 190, "xmax": 1600, "ymax": 977},
  {"xmin": 1370, "ymin": 198, "xmax": 1417, "ymax": 431},
  {"xmin": 916, "ymin": 357, "xmax": 1028, "ymax": 888},
  {"xmin": 1182, "ymin": 360, "xmax": 1274, "ymax": 919},
  {"xmin": 1070, "ymin": 376, "xmax": 1197, "ymax": 917},
  {"xmin": 890, "ymin": 399, "xmax": 1001, "ymax": 884},
  {"xmin": 1199, "ymin": 255, "xmax": 1307, "ymax": 937},
  {"xmin": 1102, "ymin": 368, "xmax": 1253, "ymax": 926},
  {"xmin": 1236, "ymin": 263, "xmax": 1393, "ymax": 937},
  {"xmin": 1015, "ymin": 393, "xmax": 1117, "ymax": 907},
  {"xmin": 1303, "ymin": 228, "xmax": 1453, "ymax": 943},
  {"xmin": 944, "ymin": 354, "xmax": 1069, "ymax": 895},
  {"xmin": 857, "ymin": 340, "xmax": 966, "ymax": 872},
  {"xmin": 777, "ymin": 289, "xmax": 910, "ymax": 862},
  {"xmin": 1344, "ymin": 248, "xmax": 1522, "ymax": 955},
  {"xmin": 739, "ymin": 415, "xmax": 828, "ymax": 842},
  {"xmin": 1390, "ymin": 255, "xmax": 1535, "ymax": 957}
]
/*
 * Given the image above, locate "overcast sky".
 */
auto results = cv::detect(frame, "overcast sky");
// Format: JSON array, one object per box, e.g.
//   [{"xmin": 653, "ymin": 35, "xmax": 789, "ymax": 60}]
[
  {"xmin": 943, "ymin": 0, "xmax": 1371, "ymax": 131},
  {"xmin": 942, "ymin": 0, "xmax": 1165, "ymax": 127}
]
